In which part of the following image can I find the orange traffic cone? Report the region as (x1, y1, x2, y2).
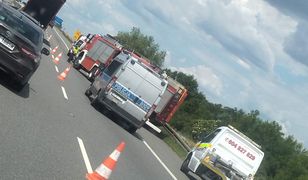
(57, 65, 71, 81)
(53, 52, 63, 64)
(51, 46, 59, 54)
(86, 141, 125, 180)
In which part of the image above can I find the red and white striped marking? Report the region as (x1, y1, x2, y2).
(51, 46, 59, 54)
(86, 142, 125, 180)
(96, 163, 112, 179)
(53, 52, 62, 64)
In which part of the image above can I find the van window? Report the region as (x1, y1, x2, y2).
(201, 129, 221, 143)
(104, 60, 123, 76)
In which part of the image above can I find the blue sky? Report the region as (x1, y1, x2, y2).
(58, 0, 308, 147)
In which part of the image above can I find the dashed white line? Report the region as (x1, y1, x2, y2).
(142, 140, 178, 180)
(61, 86, 68, 100)
(77, 137, 93, 173)
(55, 65, 59, 73)
(53, 28, 69, 50)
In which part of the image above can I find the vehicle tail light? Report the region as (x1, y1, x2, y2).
(21, 47, 39, 63)
(106, 76, 117, 91)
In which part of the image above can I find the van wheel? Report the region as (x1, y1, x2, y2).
(180, 154, 191, 174)
(91, 90, 103, 106)
(85, 86, 92, 97)
(91, 93, 99, 106)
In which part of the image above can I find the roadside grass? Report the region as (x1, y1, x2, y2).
(160, 127, 188, 160)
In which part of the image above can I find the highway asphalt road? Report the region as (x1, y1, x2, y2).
(0, 27, 191, 180)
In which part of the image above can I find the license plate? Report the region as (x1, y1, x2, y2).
(0, 35, 15, 50)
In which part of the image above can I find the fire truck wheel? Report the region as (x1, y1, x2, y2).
(73, 59, 81, 70)
(88, 67, 98, 82)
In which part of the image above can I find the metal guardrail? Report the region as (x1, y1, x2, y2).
(163, 124, 191, 152)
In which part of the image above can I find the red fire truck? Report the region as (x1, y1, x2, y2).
(154, 77, 188, 124)
(73, 34, 122, 81)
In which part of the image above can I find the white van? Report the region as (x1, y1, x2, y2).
(85, 51, 168, 133)
(181, 126, 264, 180)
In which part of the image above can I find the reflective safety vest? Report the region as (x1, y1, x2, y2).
(73, 46, 79, 55)
(197, 143, 212, 149)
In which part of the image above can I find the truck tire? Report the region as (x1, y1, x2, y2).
(88, 67, 98, 82)
(180, 154, 191, 174)
(73, 59, 81, 70)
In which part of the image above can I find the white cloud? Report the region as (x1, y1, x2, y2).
(236, 58, 251, 70)
(126, 0, 297, 72)
(163, 50, 172, 67)
(171, 65, 224, 96)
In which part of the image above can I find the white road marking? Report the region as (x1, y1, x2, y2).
(53, 28, 69, 50)
(55, 66, 59, 73)
(77, 137, 93, 173)
(61, 86, 68, 100)
(142, 140, 178, 180)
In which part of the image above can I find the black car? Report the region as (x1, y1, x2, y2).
(0, 2, 49, 88)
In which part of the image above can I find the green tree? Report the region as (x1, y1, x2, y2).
(116, 27, 166, 67)
(164, 69, 199, 98)
(192, 119, 221, 140)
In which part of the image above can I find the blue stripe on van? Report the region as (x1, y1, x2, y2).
(112, 82, 151, 112)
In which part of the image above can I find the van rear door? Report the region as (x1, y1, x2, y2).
(112, 59, 167, 121)
(214, 129, 264, 177)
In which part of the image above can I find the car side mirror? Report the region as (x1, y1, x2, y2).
(41, 47, 50, 56)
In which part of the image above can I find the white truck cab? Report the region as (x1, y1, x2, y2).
(181, 126, 264, 180)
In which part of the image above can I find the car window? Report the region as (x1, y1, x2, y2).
(0, 7, 41, 45)
(76, 40, 83, 46)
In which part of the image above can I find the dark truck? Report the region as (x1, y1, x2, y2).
(22, 0, 66, 29)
